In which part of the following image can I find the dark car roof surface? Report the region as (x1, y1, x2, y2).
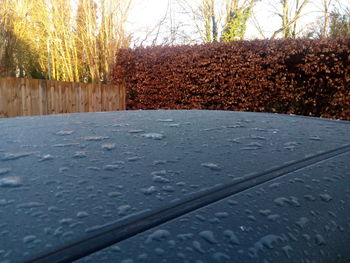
(0, 110, 349, 263)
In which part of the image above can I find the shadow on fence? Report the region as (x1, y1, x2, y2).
(0, 77, 126, 118)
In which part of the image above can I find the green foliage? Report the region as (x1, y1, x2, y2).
(221, 8, 251, 42)
(329, 11, 350, 37)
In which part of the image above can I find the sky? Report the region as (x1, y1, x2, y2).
(126, 0, 349, 45)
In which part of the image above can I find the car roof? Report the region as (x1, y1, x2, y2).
(0, 110, 349, 263)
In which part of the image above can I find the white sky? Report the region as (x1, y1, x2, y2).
(126, 0, 349, 45)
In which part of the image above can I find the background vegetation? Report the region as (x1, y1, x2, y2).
(0, 0, 131, 83)
(0, 0, 349, 84)
(112, 38, 349, 120)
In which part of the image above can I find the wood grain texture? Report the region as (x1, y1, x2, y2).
(0, 77, 125, 118)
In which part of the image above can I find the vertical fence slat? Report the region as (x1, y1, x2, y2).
(8, 77, 18, 117)
(20, 78, 28, 116)
(87, 83, 92, 112)
(110, 85, 115, 111)
(119, 84, 126, 111)
(31, 78, 41, 116)
(101, 85, 107, 112)
(0, 77, 125, 118)
(0, 78, 7, 117)
(74, 82, 81, 112)
(39, 79, 48, 115)
(7, 77, 14, 117)
(47, 80, 54, 115)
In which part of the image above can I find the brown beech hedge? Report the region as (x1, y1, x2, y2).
(111, 38, 350, 120)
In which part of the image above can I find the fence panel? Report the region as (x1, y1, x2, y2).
(0, 77, 125, 118)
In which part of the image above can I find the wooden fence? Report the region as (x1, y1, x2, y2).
(0, 77, 126, 118)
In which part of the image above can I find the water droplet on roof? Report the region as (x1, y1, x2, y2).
(145, 229, 170, 243)
(62, 231, 73, 239)
(1, 152, 34, 161)
(168, 123, 180, 127)
(283, 141, 300, 150)
(0, 199, 13, 206)
(201, 162, 222, 171)
(101, 143, 116, 150)
(59, 218, 73, 225)
(250, 135, 266, 140)
(259, 209, 271, 216)
(117, 205, 131, 216)
(0, 176, 22, 187)
(84, 136, 108, 141)
(247, 215, 256, 221)
(199, 230, 217, 244)
(192, 240, 205, 253)
(269, 182, 281, 188)
(128, 129, 144, 134)
(250, 234, 282, 257)
(17, 202, 44, 209)
(142, 133, 164, 140)
(315, 234, 326, 245)
(39, 154, 54, 161)
(153, 160, 167, 165)
(137, 253, 147, 260)
(103, 165, 122, 171)
(155, 248, 164, 255)
(48, 206, 62, 213)
(56, 130, 74, 136)
(108, 191, 122, 197)
(304, 194, 316, 201)
(0, 168, 11, 175)
(212, 252, 230, 262)
(126, 156, 140, 162)
(23, 235, 36, 244)
(296, 217, 309, 228)
(224, 123, 244, 128)
(228, 199, 238, 206)
(140, 186, 157, 195)
(215, 212, 229, 218)
(76, 211, 89, 218)
(227, 138, 242, 144)
(223, 230, 240, 245)
(152, 175, 170, 183)
(241, 142, 263, 150)
(309, 136, 321, 141)
(162, 186, 175, 192)
(110, 245, 121, 252)
(73, 151, 87, 158)
(53, 143, 80, 148)
(320, 193, 332, 202)
(157, 119, 173, 122)
(177, 233, 193, 241)
(151, 170, 166, 175)
(282, 245, 293, 258)
(274, 197, 290, 207)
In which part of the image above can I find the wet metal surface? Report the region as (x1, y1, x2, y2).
(0, 110, 349, 263)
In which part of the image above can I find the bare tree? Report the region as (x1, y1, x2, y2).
(177, 0, 218, 43)
(178, 0, 258, 43)
(270, 0, 310, 39)
(133, 0, 193, 47)
(302, 0, 349, 39)
(322, 0, 332, 38)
